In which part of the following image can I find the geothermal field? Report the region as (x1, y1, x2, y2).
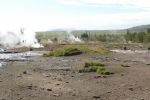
(1, 29, 150, 100)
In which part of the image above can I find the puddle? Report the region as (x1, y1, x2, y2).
(0, 51, 42, 67)
(0, 62, 6, 67)
(111, 49, 149, 54)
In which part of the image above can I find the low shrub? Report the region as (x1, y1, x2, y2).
(79, 62, 113, 75)
(63, 48, 82, 56)
(43, 44, 110, 57)
(79, 66, 106, 75)
(84, 62, 104, 68)
(43, 48, 82, 57)
(96, 67, 106, 74)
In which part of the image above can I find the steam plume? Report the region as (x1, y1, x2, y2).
(66, 30, 83, 43)
(0, 28, 43, 48)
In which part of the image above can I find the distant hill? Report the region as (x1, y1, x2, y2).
(127, 24, 150, 33)
(36, 24, 150, 34)
(37, 30, 126, 35)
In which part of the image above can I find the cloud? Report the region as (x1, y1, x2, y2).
(1, 11, 150, 31)
(57, 0, 83, 6)
(1, 0, 150, 31)
(57, 0, 150, 10)
(34, 11, 150, 30)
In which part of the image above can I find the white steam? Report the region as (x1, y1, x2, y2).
(65, 30, 83, 43)
(0, 28, 43, 48)
(66, 33, 83, 43)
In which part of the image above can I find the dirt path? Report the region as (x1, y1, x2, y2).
(0, 52, 150, 100)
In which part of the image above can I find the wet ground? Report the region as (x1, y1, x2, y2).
(0, 49, 150, 100)
(0, 51, 42, 67)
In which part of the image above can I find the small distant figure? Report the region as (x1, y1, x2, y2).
(29, 48, 33, 51)
(20, 28, 25, 35)
(22, 40, 25, 43)
(123, 46, 127, 50)
(148, 47, 150, 51)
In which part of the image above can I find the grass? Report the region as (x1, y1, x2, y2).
(96, 67, 106, 74)
(64, 44, 110, 55)
(43, 48, 82, 57)
(79, 62, 113, 75)
(43, 44, 110, 57)
(63, 48, 82, 56)
(84, 62, 104, 67)
(79, 66, 106, 74)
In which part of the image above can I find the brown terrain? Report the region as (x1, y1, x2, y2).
(0, 45, 150, 100)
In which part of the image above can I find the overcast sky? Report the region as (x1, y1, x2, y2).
(0, 0, 150, 31)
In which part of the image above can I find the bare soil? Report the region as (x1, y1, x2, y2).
(0, 49, 150, 100)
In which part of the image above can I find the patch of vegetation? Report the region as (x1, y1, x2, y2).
(63, 48, 82, 56)
(79, 66, 107, 75)
(124, 29, 150, 43)
(36, 30, 126, 43)
(64, 44, 110, 55)
(96, 67, 106, 74)
(43, 48, 82, 57)
(84, 62, 104, 67)
(43, 44, 110, 57)
(36, 28, 150, 44)
(79, 62, 113, 75)
(79, 66, 100, 73)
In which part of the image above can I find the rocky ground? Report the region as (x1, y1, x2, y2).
(0, 49, 150, 100)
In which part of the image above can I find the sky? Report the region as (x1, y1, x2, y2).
(0, 0, 150, 31)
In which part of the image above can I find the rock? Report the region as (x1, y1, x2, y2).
(102, 75, 107, 78)
(65, 82, 69, 83)
(45, 75, 51, 77)
(58, 78, 62, 81)
(113, 58, 120, 61)
(56, 83, 60, 86)
(107, 91, 112, 93)
(27, 85, 33, 89)
(93, 96, 101, 99)
(121, 64, 130, 67)
(129, 88, 133, 91)
(104, 72, 111, 75)
(123, 46, 127, 50)
(17, 74, 22, 77)
(19, 97, 23, 100)
(53, 94, 60, 97)
(146, 63, 150, 65)
(34, 86, 38, 88)
(47, 88, 52, 91)
(64, 69, 70, 71)
(23, 71, 27, 74)
(94, 75, 101, 79)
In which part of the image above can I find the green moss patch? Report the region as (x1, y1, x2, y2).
(79, 62, 113, 75)
(84, 62, 104, 67)
(43, 48, 82, 57)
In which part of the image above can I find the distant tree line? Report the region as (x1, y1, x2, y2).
(124, 29, 150, 43)
(80, 31, 125, 42)
(36, 29, 150, 43)
(80, 29, 150, 43)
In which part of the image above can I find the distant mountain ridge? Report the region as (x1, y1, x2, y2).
(127, 24, 150, 33)
(37, 24, 150, 34)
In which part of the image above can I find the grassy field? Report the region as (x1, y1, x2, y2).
(36, 30, 126, 43)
